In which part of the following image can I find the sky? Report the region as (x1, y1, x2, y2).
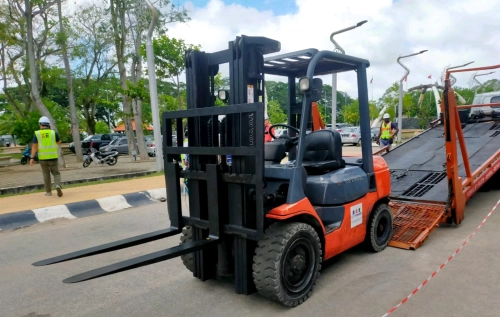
(159, 0, 500, 100)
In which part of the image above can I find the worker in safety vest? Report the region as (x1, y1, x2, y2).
(376, 113, 399, 151)
(30, 116, 63, 197)
(264, 115, 273, 143)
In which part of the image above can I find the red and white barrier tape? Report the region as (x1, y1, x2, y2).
(381, 198, 500, 317)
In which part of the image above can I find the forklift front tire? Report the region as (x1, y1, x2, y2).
(179, 226, 194, 273)
(365, 203, 393, 252)
(253, 222, 322, 307)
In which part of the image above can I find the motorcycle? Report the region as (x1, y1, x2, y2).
(20, 146, 38, 165)
(83, 147, 119, 168)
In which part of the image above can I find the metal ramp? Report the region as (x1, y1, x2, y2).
(388, 201, 446, 250)
(384, 120, 500, 250)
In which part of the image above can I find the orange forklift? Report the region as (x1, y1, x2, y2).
(34, 35, 393, 306)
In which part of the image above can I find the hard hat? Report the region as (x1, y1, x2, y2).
(383, 113, 390, 119)
(264, 115, 269, 120)
(39, 116, 50, 125)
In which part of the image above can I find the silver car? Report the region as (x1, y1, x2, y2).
(340, 126, 361, 146)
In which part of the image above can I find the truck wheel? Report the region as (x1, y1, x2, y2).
(365, 203, 393, 252)
(179, 226, 194, 273)
(253, 222, 322, 307)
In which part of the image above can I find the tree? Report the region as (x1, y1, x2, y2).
(267, 99, 287, 124)
(71, 3, 116, 135)
(141, 34, 200, 109)
(23, 0, 66, 167)
(56, 0, 82, 161)
(343, 99, 360, 125)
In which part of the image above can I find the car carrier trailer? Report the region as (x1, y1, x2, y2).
(33, 35, 395, 307)
(380, 63, 500, 250)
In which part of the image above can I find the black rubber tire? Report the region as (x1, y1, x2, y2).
(83, 158, 91, 168)
(253, 222, 322, 307)
(179, 226, 194, 273)
(20, 156, 28, 165)
(365, 203, 393, 252)
(106, 156, 118, 166)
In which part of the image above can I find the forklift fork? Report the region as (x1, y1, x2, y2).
(33, 164, 222, 283)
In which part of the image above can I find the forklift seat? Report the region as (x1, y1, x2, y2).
(264, 142, 287, 165)
(302, 129, 345, 175)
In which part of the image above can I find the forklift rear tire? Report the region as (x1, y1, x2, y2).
(365, 203, 393, 252)
(253, 222, 322, 307)
(179, 226, 194, 273)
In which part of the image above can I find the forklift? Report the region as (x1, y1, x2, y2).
(34, 35, 393, 307)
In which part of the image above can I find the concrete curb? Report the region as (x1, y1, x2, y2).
(0, 188, 167, 231)
(0, 170, 158, 195)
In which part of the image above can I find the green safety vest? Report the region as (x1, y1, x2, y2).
(35, 129, 58, 160)
(381, 122, 392, 139)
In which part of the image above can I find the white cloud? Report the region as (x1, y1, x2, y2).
(167, 0, 500, 100)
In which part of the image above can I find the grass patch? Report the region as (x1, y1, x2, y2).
(0, 153, 23, 160)
(0, 171, 165, 198)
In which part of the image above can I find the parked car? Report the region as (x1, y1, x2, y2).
(81, 133, 123, 154)
(340, 126, 361, 146)
(335, 123, 351, 133)
(100, 137, 130, 155)
(371, 127, 380, 142)
(146, 135, 177, 157)
(100, 136, 151, 155)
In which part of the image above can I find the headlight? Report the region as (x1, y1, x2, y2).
(299, 77, 310, 92)
(218, 90, 230, 102)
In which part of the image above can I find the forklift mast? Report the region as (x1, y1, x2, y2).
(162, 35, 281, 294)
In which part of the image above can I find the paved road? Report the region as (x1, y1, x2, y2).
(1, 189, 499, 317)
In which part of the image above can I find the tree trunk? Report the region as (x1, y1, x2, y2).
(110, 0, 135, 158)
(24, 0, 66, 168)
(57, 0, 82, 162)
(131, 30, 148, 161)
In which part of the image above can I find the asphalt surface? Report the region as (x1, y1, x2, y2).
(1, 189, 499, 317)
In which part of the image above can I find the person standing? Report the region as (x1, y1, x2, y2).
(376, 113, 399, 151)
(30, 116, 63, 197)
(264, 115, 273, 143)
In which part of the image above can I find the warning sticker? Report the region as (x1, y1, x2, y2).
(350, 203, 363, 228)
(247, 85, 254, 103)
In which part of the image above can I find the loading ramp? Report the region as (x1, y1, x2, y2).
(381, 64, 500, 250)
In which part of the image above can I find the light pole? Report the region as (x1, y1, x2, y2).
(330, 20, 367, 128)
(145, 0, 163, 172)
(396, 49, 427, 142)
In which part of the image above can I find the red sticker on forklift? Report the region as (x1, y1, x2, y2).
(351, 203, 362, 228)
(247, 85, 254, 103)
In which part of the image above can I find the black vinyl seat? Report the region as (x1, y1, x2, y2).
(264, 142, 287, 165)
(302, 129, 345, 174)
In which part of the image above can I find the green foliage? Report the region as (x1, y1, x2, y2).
(124, 79, 150, 101)
(343, 99, 360, 125)
(267, 100, 287, 124)
(141, 35, 201, 81)
(94, 121, 111, 134)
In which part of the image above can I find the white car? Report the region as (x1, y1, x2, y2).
(340, 126, 361, 146)
(470, 91, 500, 119)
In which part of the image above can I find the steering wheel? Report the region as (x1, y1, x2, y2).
(268, 124, 300, 143)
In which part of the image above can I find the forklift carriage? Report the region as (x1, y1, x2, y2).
(34, 35, 393, 307)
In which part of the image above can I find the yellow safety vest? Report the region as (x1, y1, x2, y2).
(35, 129, 58, 160)
(381, 122, 392, 139)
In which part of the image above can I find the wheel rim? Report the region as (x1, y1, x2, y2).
(375, 212, 391, 245)
(281, 237, 315, 294)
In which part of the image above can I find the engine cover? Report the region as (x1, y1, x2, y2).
(305, 166, 368, 205)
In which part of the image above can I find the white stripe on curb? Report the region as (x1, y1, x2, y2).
(147, 188, 167, 201)
(97, 196, 132, 212)
(33, 205, 77, 222)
